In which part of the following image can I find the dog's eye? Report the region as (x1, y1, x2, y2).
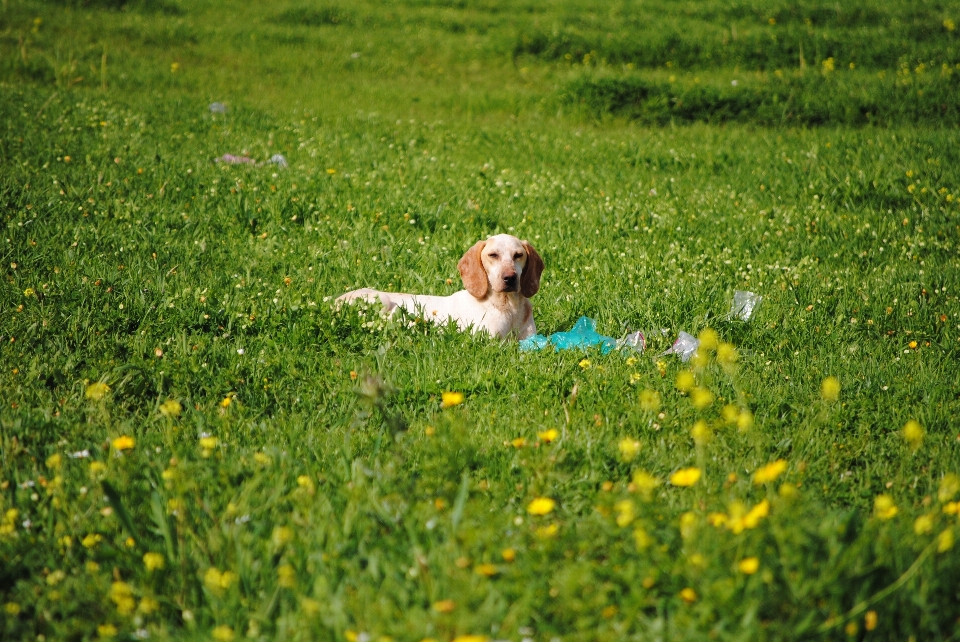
(514, 253, 523, 260)
(488, 252, 499, 259)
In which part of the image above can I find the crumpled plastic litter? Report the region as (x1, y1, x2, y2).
(520, 316, 643, 354)
(729, 290, 762, 321)
(267, 154, 288, 169)
(209, 102, 227, 114)
(660, 331, 700, 362)
(215, 154, 255, 165)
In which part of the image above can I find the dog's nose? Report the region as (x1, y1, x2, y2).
(503, 273, 518, 290)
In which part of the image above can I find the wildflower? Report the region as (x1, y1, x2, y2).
(220, 395, 233, 408)
(452, 636, 487, 642)
(527, 497, 556, 515)
(690, 387, 714, 409)
(914, 514, 934, 535)
(738, 557, 760, 574)
(297, 475, 315, 493)
(272, 526, 293, 548)
(618, 438, 641, 461)
(97, 624, 118, 638)
(670, 467, 701, 487)
(111, 436, 135, 451)
(143, 552, 165, 571)
(698, 328, 719, 351)
(822, 57, 835, 72)
(159, 399, 182, 417)
(253, 452, 270, 465)
(873, 494, 898, 520)
(46, 453, 62, 470)
(109, 581, 135, 615)
(212, 625, 235, 642)
(632, 470, 659, 498)
(203, 568, 237, 594)
(690, 420, 711, 445)
(538, 429, 559, 442)
(736, 410, 754, 431)
(675, 370, 695, 392)
(440, 391, 464, 408)
(779, 483, 798, 499)
(845, 622, 858, 636)
(939, 473, 960, 502)
(639, 389, 661, 412)
(629, 372, 642, 385)
(277, 564, 295, 588)
(707, 512, 728, 527)
(821, 376, 840, 402)
(510, 437, 527, 448)
(945, 502, 960, 515)
(679, 511, 697, 539)
(743, 499, 770, 528)
(432, 599, 455, 613)
(5, 602, 21, 616)
(578, 358, 591, 369)
(902, 420, 924, 449)
(614, 500, 635, 527)
(679, 587, 697, 603)
(716, 342, 737, 365)
(656, 360, 667, 377)
(301, 597, 321, 615)
(633, 526, 652, 549)
(938, 528, 954, 552)
(474, 563, 498, 577)
(86, 382, 110, 400)
(82, 533, 102, 548)
(138, 597, 159, 614)
(535, 523, 559, 538)
(501, 548, 516, 562)
(721, 404, 739, 424)
(865, 610, 878, 631)
(752, 460, 788, 485)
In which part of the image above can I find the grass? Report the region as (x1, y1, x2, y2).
(1, 0, 960, 640)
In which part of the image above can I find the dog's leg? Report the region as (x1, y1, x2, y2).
(336, 289, 397, 313)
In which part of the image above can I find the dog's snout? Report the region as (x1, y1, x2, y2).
(503, 273, 518, 290)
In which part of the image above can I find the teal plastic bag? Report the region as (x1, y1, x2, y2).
(519, 316, 619, 354)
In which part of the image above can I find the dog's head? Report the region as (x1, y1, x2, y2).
(457, 234, 544, 299)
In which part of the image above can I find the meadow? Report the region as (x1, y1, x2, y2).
(1, 0, 960, 640)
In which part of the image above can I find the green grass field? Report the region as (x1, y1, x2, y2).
(2, 0, 960, 640)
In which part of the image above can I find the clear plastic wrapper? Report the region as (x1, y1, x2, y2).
(209, 102, 227, 114)
(661, 331, 700, 362)
(215, 154, 255, 165)
(729, 290, 762, 321)
(267, 154, 289, 169)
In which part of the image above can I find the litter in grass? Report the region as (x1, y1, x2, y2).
(215, 154, 255, 165)
(520, 316, 643, 354)
(661, 331, 700, 362)
(267, 154, 288, 168)
(729, 290, 762, 321)
(209, 102, 227, 114)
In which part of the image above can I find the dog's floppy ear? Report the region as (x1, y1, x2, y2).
(458, 240, 488, 298)
(520, 241, 544, 298)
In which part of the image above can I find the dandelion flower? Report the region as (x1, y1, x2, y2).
(111, 435, 135, 451)
(690, 387, 714, 409)
(721, 404, 739, 424)
(639, 389, 661, 412)
(143, 552, 165, 571)
(46, 453, 62, 470)
(537, 429, 559, 443)
(679, 511, 697, 539)
(670, 467, 701, 487)
(211, 625, 235, 642)
(821, 376, 840, 402)
(873, 494, 898, 520)
(159, 399, 182, 417)
(698, 328, 719, 351)
(272, 526, 293, 547)
(527, 497, 556, 515)
(109, 581, 135, 615)
(679, 587, 697, 603)
(736, 410, 754, 431)
(86, 382, 110, 400)
(752, 460, 788, 485)
(578, 358, 591, 369)
(716, 342, 737, 365)
(474, 563, 498, 577)
(938, 473, 960, 503)
(452, 636, 488, 642)
(633, 527, 652, 549)
(675, 370, 695, 392)
(501, 548, 516, 562)
(743, 499, 770, 528)
(535, 523, 559, 538)
(690, 420, 711, 445)
(277, 564, 296, 588)
(5, 603, 21, 616)
(618, 438, 641, 461)
(97, 624, 118, 638)
(738, 557, 760, 574)
(441, 391, 464, 408)
(631, 470, 659, 497)
(938, 528, 954, 553)
(865, 611, 878, 631)
(614, 500, 635, 527)
(199, 436, 218, 450)
(914, 514, 934, 535)
(432, 599, 455, 613)
(902, 420, 924, 449)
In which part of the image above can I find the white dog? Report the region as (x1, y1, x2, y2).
(337, 234, 544, 339)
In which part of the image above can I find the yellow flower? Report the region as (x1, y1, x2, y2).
(159, 399, 182, 417)
(82, 533, 102, 548)
(736, 410, 754, 431)
(537, 429, 559, 443)
(138, 597, 159, 614)
(23, 287, 35, 297)
(199, 436, 218, 450)
(578, 358, 591, 369)
(743, 499, 770, 528)
(501, 548, 516, 562)
(707, 512, 728, 527)
(633, 526, 652, 549)
(698, 328, 719, 351)
(939, 473, 960, 503)
(902, 420, 924, 449)
(944, 501, 960, 515)
(86, 382, 110, 400)
(253, 452, 270, 465)
(822, 57, 835, 72)
(639, 389, 661, 412)
(143, 552, 165, 571)
(690, 420, 711, 445)
(738, 557, 760, 574)
(297, 475, 315, 492)
(204, 568, 237, 594)
(670, 467, 701, 487)
(690, 387, 714, 409)
(721, 404, 739, 424)
(5, 602, 21, 616)
(821, 376, 840, 402)
(873, 494, 898, 520)
(865, 610, 878, 631)
(109, 581, 135, 615)
(272, 526, 293, 548)
(111, 435, 135, 451)
(440, 391, 464, 408)
(212, 625, 235, 642)
(752, 460, 788, 485)
(46, 453, 62, 470)
(679, 511, 697, 539)
(618, 438, 641, 461)
(452, 636, 488, 642)
(914, 514, 934, 535)
(679, 587, 697, 603)
(301, 597, 321, 615)
(527, 497, 556, 515)
(535, 523, 559, 539)
(675, 370, 695, 392)
(97, 623, 118, 638)
(474, 563, 498, 577)
(938, 528, 954, 553)
(220, 395, 233, 408)
(631, 470, 659, 497)
(716, 342, 737, 365)
(277, 564, 296, 588)
(614, 500, 635, 527)
(432, 599, 455, 613)
(510, 437, 527, 448)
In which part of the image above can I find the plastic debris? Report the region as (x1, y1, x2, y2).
(209, 102, 227, 114)
(215, 154, 255, 165)
(267, 154, 288, 169)
(729, 290, 762, 321)
(660, 331, 700, 362)
(521, 316, 643, 354)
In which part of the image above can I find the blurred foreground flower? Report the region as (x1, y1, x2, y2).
(821, 376, 840, 402)
(112, 436, 135, 451)
(159, 399, 182, 417)
(874, 494, 898, 520)
(537, 428, 559, 443)
(143, 552, 165, 571)
(738, 557, 760, 574)
(752, 460, 787, 485)
(939, 473, 960, 502)
(619, 438, 641, 461)
(441, 391, 464, 408)
(86, 382, 110, 400)
(902, 420, 924, 449)
(527, 497, 556, 515)
(211, 625, 235, 642)
(670, 467, 701, 487)
(679, 587, 697, 603)
(639, 389, 661, 412)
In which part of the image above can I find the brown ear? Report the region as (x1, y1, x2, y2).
(520, 241, 544, 298)
(457, 240, 488, 298)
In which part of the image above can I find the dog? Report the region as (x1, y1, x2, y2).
(336, 234, 544, 340)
